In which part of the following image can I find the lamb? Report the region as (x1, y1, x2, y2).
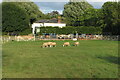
(63, 42, 70, 47)
(74, 42, 79, 46)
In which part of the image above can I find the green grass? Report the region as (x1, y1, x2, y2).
(2, 40, 119, 78)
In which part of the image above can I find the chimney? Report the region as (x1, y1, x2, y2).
(58, 16, 61, 23)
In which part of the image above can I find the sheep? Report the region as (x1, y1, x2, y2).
(74, 42, 79, 46)
(41, 42, 56, 48)
(41, 42, 49, 48)
(47, 42, 53, 47)
(51, 42, 56, 47)
(63, 42, 70, 47)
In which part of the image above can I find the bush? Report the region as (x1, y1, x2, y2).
(19, 28, 32, 35)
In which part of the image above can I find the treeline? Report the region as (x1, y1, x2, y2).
(39, 26, 102, 35)
(63, 2, 120, 35)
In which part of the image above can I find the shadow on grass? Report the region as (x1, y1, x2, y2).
(97, 55, 120, 65)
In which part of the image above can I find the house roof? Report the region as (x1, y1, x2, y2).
(35, 18, 64, 23)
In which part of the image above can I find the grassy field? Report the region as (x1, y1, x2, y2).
(2, 40, 119, 78)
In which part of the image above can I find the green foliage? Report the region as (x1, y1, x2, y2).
(19, 28, 32, 35)
(16, 2, 44, 21)
(45, 11, 60, 19)
(2, 2, 29, 32)
(63, 2, 93, 26)
(102, 2, 120, 35)
(2, 1, 120, 35)
(83, 8, 104, 27)
(2, 2, 44, 34)
(38, 26, 102, 34)
(63, 1, 120, 35)
(63, 2, 104, 27)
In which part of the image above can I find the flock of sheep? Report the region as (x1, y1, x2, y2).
(41, 42, 79, 48)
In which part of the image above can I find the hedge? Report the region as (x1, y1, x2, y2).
(38, 26, 102, 35)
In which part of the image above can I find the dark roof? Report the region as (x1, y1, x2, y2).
(35, 18, 58, 23)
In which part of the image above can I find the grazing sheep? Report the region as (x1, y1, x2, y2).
(41, 42, 56, 48)
(51, 42, 56, 47)
(41, 42, 48, 48)
(63, 42, 70, 47)
(74, 42, 79, 46)
(47, 42, 53, 47)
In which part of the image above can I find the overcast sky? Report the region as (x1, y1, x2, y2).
(0, 0, 115, 14)
(34, 2, 105, 14)
(0, 0, 2, 3)
(34, 0, 115, 14)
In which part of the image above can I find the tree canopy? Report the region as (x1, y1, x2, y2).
(63, 1, 93, 26)
(2, 2, 29, 32)
(2, 2, 44, 33)
(102, 2, 120, 35)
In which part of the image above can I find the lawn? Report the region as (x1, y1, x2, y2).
(2, 40, 119, 78)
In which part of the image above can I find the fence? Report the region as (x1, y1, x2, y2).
(102, 35, 119, 41)
(1, 35, 119, 44)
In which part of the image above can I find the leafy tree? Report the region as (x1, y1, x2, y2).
(83, 8, 104, 27)
(102, 2, 120, 35)
(2, 2, 29, 32)
(2, 2, 45, 34)
(63, 1, 93, 26)
(16, 2, 44, 21)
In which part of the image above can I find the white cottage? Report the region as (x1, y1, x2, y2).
(32, 18, 66, 35)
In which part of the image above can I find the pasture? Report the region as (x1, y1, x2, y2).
(2, 40, 119, 78)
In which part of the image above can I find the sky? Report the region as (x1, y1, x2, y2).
(0, 0, 2, 3)
(34, 0, 114, 14)
(0, 0, 115, 14)
(35, 2, 104, 14)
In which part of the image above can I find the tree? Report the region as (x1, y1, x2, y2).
(63, 1, 93, 26)
(102, 2, 120, 35)
(2, 2, 45, 34)
(83, 8, 104, 27)
(45, 11, 60, 19)
(16, 2, 44, 21)
(2, 2, 29, 32)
